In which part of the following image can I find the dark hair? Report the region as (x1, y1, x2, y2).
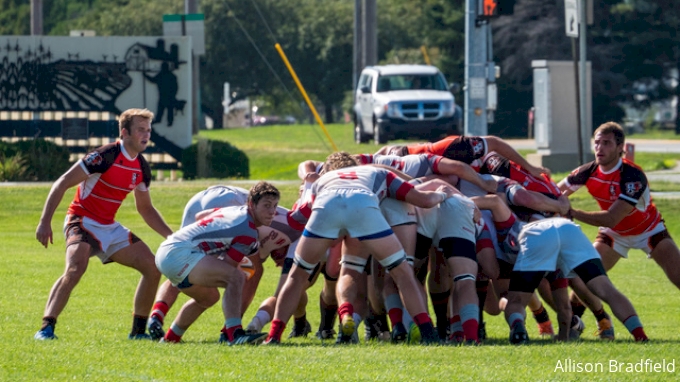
(248, 181, 280, 205)
(594, 121, 625, 147)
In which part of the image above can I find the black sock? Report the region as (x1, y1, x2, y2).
(319, 295, 337, 332)
(131, 315, 148, 336)
(571, 301, 586, 318)
(429, 290, 450, 338)
(294, 314, 307, 330)
(476, 280, 489, 322)
(532, 306, 550, 324)
(375, 313, 389, 332)
(592, 308, 609, 322)
(41, 316, 57, 331)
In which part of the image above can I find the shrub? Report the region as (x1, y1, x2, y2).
(181, 138, 249, 179)
(0, 154, 27, 181)
(0, 139, 72, 181)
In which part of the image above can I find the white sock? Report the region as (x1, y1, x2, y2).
(246, 310, 271, 331)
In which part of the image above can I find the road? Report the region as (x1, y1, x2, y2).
(503, 138, 680, 153)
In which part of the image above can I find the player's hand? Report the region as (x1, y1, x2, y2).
(36, 222, 53, 248)
(304, 172, 320, 183)
(529, 165, 551, 178)
(435, 185, 454, 198)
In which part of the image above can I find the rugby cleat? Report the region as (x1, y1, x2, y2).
(288, 320, 312, 338)
(147, 316, 165, 341)
(595, 316, 615, 340)
(128, 333, 152, 340)
(537, 320, 555, 338)
(34, 326, 57, 340)
(569, 315, 585, 340)
(391, 322, 408, 343)
(509, 321, 529, 345)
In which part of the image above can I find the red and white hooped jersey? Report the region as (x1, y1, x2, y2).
(404, 135, 488, 164)
(67, 141, 152, 225)
(358, 153, 443, 178)
(563, 158, 661, 236)
(286, 165, 414, 231)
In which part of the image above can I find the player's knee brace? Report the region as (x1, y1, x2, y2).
(378, 249, 408, 271)
(340, 254, 368, 273)
(294, 254, 319, 275)
(453, 273, 476, 283)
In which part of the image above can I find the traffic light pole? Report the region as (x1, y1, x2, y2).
(464, 0, 489, 136)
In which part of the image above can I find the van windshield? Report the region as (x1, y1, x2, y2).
(376, 74, 448, 92)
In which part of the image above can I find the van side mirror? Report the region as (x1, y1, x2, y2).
(360, 86, 371, 94)
(449, 82, 461, 94)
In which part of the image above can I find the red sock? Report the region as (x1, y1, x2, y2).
(267, 319, 286, 342)
(225, 325, 243, 342)
(388, 308, 403, 326)
(413, 313, 432, 326)
(164, 328, 182, 343)
(151, 301, 170, 323)
(632, 327, 648, 342)
(338, 303, 354, 321)
(462, 319, 479, 342)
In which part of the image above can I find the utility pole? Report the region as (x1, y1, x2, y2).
(186, 0, 202, 133)
(31, 0, 43, 35)
(353, 0, 377, 88)
(464, 0, 489, 136)
(353, 0, 363, 88)
(578, 0, 588, 163)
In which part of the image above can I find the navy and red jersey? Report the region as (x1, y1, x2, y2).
(68, 141, 152, 225)
(479, 152, 560, 197)
(564, 158, 661, 236)
(405, 135, 487, 164)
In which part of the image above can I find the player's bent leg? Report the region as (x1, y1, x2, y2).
(110, 241, 161, 319)
(166, 286, 220, 340)
(36, 243, 92, 340)
(649, 237, 680, 290)
(575, 259, 648, 342)
(593, 241, 621, 271)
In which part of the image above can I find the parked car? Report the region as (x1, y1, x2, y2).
(353, 64, 460, 144)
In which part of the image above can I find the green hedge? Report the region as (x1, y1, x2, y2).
(0, 139, 72, 181)
(181, 139, 249, 179)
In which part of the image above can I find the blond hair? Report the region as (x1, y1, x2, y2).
(118, 108, 154, 137)
(323, 151, 359, 173)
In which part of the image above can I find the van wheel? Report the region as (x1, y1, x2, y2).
(354, 120, 369, 144)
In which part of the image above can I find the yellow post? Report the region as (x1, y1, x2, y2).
(420, 45, 431, 65)
(274, 43, 339, 152)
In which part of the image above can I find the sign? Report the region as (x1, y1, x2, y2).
(469, 78, 486, 100)
(564, 0, 579, 38)
(163, 14, 205, 55)
(0, 36, 193, 149)
(61, 118, 89, 139)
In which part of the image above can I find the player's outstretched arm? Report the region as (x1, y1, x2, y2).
(134, 188, 173, 238)
(36, 162, 89, 248)
(569, 200, 633, 228)
(486, 135, 550, 178)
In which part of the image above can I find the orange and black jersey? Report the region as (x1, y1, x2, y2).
(564, 158, 661, 236)
(67, 141, 152, 225)
(480, 152, 561, 197)
(405, 135, 487, 164)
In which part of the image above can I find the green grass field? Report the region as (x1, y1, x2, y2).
(3, 125, 680, 381)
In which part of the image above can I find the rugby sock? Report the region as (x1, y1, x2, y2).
(429, 290, 450, 338)
(476, 279, 489, 313)
(319, 295, 338, 331)
(131, 315, 148, 336)
(460, 304, 479, 342)
(532, 305, 550, 324)
(385, 293, 404, 326)
(623, 315, 648, 341)
(413, 313, 436, 340)
(165, 323, 184, 343)
(352, 312, 363, 331)
(267, 319, 286, 342)
(223, 318, 243, 342)
(293, 314, 308, 332)
(592, 308, 609, 323)
(338, 302, 354, 322)
(40, 316, 56, 331)
(507, 312, 525, 328)
(151, 301, 170, 324)
(449, 315, 463, 336)
(247, 310, 271, 332)
(571, 300, 586, 318)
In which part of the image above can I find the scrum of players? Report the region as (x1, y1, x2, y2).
(37, 115, 666, 345)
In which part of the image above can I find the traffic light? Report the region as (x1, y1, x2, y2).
(478, 0, 514, 19)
